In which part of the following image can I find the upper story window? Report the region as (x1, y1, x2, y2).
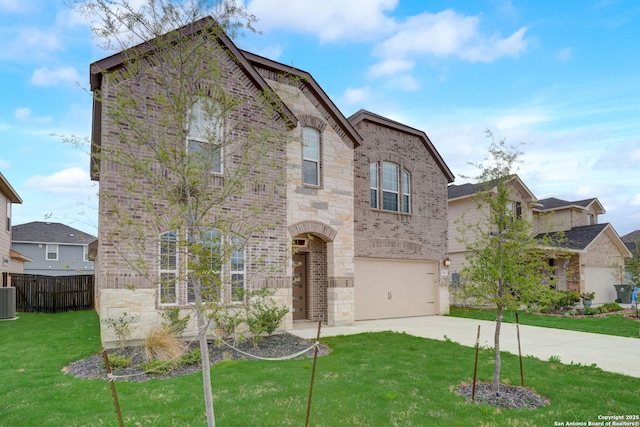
(46, 244, 59, 261)
(506, 201, 522, 220)
(6, 200, 10, 233)
(402, 170, 411, 213)
(83, 245, 89, 262)
(302, 127, 320, 186)
(188, 98, 223, 174)
(370, 163, 378, 208)
(370, 161, 411, 213)
(588, 214, 595, 225)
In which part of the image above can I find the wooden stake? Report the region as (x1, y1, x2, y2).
(516, 312, 524, 386)
(472, 325, 480, 402)
(305, 321, 322, 427)
(102, 350, 124, 427)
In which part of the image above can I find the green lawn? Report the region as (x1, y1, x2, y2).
(449, 306, 640, 338)
(2, 310, 639, 426)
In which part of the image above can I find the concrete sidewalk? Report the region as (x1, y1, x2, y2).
(290, 315, 640, 378)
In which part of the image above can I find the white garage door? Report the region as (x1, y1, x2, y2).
(354, 257, 437, 320)
(584, 266, 617, 303)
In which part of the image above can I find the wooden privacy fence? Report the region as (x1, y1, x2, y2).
(2, 273, 95, 313)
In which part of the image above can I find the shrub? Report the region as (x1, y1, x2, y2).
(542, 290, 580, 312)
(583, 307, 598, 316)
(103, 312, 134, 350)
(104, 354, 132, 370)
(141, 359, 172, 375)
(144, 327, 187, 362)
(597, 302, 622, 313)
(246, 287, 289, 345)
(159, 308, 191, 337)
(178, 348, 202, 366)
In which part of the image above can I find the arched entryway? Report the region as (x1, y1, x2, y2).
(289, 220, 337, 323)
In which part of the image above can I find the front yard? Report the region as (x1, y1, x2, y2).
(1, 310, 639, 426)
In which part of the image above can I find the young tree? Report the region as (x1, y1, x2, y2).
(73, 1, 290, 425)
(455, 131, 556, 392)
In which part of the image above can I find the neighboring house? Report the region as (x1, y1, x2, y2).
(90, 19, 453, 346)
(1, 172, 30, 278)
(11, 222, 96, 276)
(620, 230, 639, 285)
(447, 177, 631, 305)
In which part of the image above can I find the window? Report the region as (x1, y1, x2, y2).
(588, 214, 595, 225)
(161, 229, 246, 306)
(302, 127, 320, 186)
(46, 244, 58, 261)
(382, 162, 399, 211)
(369, 163, 378, 208)
(188, 229, 222, 303)
(402, 170, 411, 213)
(506, 201, 522, 221)
(83, 245, 89, 262)
(159, 231, 178, 304)
(188, 98, 223, 174)
(230, 235, 245, 303)
(6, 201, 10, 232)
(370, 161, 411, 213)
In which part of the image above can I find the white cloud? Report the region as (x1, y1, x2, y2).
(376, 10, 527, 65)
(247, 0, 398, 42)
(557, 47, 573, 62)
(342, 87, 370, 105)
(0, 0, 23, 12)
(13, 107, 52, 124)
(30, 66, 81, 86)
(630, 194, 640, 206)
(24, 167, 96, 196)
(368, 58, 414, 78)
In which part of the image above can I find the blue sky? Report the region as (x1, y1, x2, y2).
(1, 0, 639, 237)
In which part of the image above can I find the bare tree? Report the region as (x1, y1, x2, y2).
(73, 1, 291, 425)
(454, 132, 556, 392)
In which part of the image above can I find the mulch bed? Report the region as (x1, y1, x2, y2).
(63, 333, 330, 383)
(456, 382, 550, 409)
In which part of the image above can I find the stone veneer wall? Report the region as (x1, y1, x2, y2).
(260, 77, 356, 326)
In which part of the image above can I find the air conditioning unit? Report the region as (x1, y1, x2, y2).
(0, 287, 16, 319)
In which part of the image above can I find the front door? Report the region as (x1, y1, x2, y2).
(292, 253, 307, 320)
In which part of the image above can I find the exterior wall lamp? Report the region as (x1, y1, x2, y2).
(443, 257, 451, 267)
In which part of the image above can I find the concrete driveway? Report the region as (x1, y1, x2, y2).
(290, 315, 640, 378)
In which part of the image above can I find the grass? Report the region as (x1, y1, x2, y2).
(449, 306, 640, 338)
(1, 310, 639, 426)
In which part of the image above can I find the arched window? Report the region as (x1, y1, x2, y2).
(302, 127, 320, 186)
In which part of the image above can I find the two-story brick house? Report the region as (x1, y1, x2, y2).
(448, 177, 631, 305)
(90, 19, 453, 347)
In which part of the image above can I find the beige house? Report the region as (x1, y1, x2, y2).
(447, 176, 631, 305)
(90, 20, 453, 347)
(1, 172, 29, 280)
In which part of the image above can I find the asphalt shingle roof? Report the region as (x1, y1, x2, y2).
(537, 197, 598, 210)
(12, 221, 96, 244)
(536, 223, 608, 251)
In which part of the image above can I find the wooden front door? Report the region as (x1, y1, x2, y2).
(292, 253, 307, 320)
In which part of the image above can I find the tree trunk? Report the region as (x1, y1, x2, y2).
(196, 304, 216, 427)
(493, 305, 502, 393)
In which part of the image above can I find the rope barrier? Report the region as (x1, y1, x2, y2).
(105, 336, 320, 381)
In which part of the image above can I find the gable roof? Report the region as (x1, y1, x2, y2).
(448, 175, 536, 201)
(242, 51, 362, 149)
(621, 230, 640, 243)
(536, 197, 605, 214)
(537, 223, 632, 257)
(0, 171, 22, 204)
(12, 222, 96, 245)
(348, 109, 453, 182)
(89, 17, 298, 181)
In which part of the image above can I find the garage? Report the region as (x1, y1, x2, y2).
(354, 257, 438, 320)
(584, 266, 617, 304)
